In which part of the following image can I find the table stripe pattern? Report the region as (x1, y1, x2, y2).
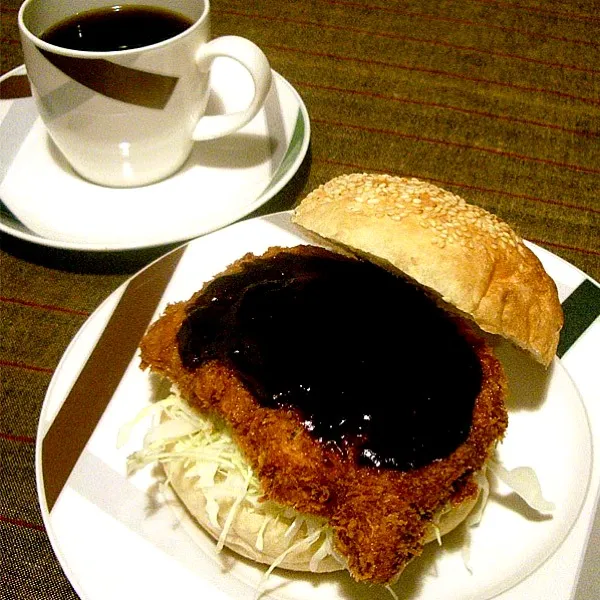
(1, 0, 598, 597)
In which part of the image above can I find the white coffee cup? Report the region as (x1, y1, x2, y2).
(18, 0, 272, 187)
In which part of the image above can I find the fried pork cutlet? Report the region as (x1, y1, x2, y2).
(139, 245, 508, 583)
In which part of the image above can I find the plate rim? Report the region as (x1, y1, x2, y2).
(34, 212, 600, 600)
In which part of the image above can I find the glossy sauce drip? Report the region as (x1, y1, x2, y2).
(177, 247, 482, 470)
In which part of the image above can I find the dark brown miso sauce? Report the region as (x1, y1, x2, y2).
(177, 246, 483, 471)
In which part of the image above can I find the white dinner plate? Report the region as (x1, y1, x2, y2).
(0, 64, 310, 251)
(36, 212, 600, 600)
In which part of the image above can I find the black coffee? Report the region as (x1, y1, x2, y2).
(40, 5, 194, 52)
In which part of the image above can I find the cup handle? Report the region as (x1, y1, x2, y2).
(193, 36, 272, 141)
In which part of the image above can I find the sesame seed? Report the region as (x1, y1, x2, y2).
(299, 173, 526, 253)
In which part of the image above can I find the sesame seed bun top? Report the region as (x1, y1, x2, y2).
(292, 173, 563, 366)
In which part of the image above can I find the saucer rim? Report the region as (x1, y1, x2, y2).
(0, 65, 311, 252)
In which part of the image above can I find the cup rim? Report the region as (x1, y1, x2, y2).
(18, 0, 210, 58)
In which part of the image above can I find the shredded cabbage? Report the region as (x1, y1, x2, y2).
(466, 468, 491, 528)
(488, 457, 555, 513)
(122, 388, 342, 587)
(460, 454, 554, 573)
(121, 389, 555, 595)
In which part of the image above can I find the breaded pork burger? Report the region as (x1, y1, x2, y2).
(128, 174, 563, 587)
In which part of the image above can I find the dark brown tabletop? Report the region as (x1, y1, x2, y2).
(1, 1, 599, 599)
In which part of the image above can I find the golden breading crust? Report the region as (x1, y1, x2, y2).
(139, 246, 508, 583)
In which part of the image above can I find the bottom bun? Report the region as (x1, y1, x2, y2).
(163, 458, 344, 573)
(164, 455, 481, 575)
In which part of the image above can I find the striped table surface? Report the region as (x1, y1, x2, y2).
(0, 0, 598, 599)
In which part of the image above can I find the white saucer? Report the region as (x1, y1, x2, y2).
(0, 63, 310, 251)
